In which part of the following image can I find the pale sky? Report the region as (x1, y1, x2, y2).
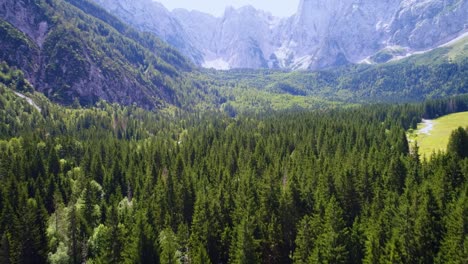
(154, 0, 301, 17)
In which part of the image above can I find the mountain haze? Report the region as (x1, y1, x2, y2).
(94, 0, 468, 70)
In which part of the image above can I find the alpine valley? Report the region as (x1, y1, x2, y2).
(0, 0, 467, 111)
(0, 0, 467, 264)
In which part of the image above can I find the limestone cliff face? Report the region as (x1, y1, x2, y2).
(92, 0, 203, 64)
(0, 0, 48, 86)
(281, 0, 401, 69)
(389, 0, 468, 49)
(92, 0, 468, 70)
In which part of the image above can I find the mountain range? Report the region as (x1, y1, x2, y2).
(0, 0, 466, 111)
(92, 0, 467, 70)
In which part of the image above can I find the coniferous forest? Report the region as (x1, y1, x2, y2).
(0, 66, 467, 263)
(0, 0, 467, 263)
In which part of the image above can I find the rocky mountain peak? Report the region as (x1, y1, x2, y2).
(92, 0, 468, 70)
(92, 0, 203, 64)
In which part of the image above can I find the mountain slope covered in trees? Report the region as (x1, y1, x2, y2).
(0, 0, 467, 113)
(202, 36, 468, 114)
(0, 0, 202, 109)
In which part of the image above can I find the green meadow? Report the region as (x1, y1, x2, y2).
(408, 111, 468, 158)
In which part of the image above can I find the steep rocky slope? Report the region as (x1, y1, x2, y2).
(93, 0, 468, 70)
(91, 0, 203, 64)
(0, 0, 193, 109)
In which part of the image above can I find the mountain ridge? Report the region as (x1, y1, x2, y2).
(0, 0, 198, 109)
(0, 0, 466, 112)
(93, 0, 468, 70)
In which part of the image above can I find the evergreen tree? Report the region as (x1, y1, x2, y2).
(230, 217, 259, 264)
(122, 209, 159, 264)
(189, 194, 210, 261)
(107, 205, 126, 263)
(82, 181, 96, 232)
(447, 127, 468, 159)
(414, 188, 442, 263)
(309, 197, 349, 264)
(68, 205, 81, 264)
(384, 192, 417, 264)
(437, 189, 468, 263)
(159, 227, 181, 264)
(48, 146, 60, 177)
(0, 233, 11, 264)
(293, 215, 321, 264)
(191, 244, 212, 264)
(90, 153, 105, 184)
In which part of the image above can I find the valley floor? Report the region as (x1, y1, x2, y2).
(409, 111, 468, 158)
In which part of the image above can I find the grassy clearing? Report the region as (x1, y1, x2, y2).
(222, 87, 352, 114)
(447, 34, 468, 61)
(408, 111, 468, 158)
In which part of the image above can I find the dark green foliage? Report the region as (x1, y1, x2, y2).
(423, 94, 468, 119)
(0, 62, 34, 93)
(1, 0, 467, 113)
(159, 227, 179, 264)
(308, 197, 349, 264)
(447, 127, 468, 159)
(202, 53, 468, 112)
(230, 217, 259, 264)
(0, 74, 468, 263)
(436, 188, 468, 263)
(293, 214, 322, 263)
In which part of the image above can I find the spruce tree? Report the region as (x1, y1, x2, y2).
(447, 127, 468, 159)
(309, 197, 349, 264)
(159, 227, 180, 264)
(437, 189, 468, 263)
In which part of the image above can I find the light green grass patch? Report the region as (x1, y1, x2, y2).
(447, 35, 468, 61)
(408, 111, 468, 158)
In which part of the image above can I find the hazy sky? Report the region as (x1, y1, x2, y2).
(154, 0, 301, 17)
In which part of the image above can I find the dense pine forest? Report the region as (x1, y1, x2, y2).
(1, 63, 467, 263)
(0, 0, 467, 263)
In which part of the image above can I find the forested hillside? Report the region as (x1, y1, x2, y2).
(1, 64, 467, 263)
(0, 0, 467, 114)
(0, 0, 207, 109)
(204, 38, 468, 108)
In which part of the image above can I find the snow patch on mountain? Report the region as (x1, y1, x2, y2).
(92, 0, 468, 70)
(202, 58, 230, 70)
